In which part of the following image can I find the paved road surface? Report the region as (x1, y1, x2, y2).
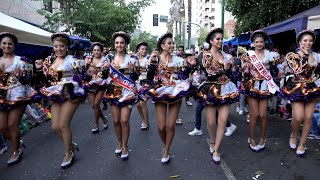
(0, 100, 319, 180)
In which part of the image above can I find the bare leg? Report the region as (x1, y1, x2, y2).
(7, 104, 27, 155)
(214, 104, 230, 154)
(139, 100, 149, 125)
(137, 101, 145, 123)
(51, 103, 62, 139)
(291, 102, 304, 146)
(247, 97, 259, 146)
(88, 92, 99, 127)
(155, 102, 167, 145)
(258, 99, 268, 141)
(59, 101, 80, 159)
(205, 105, 217, 150)
(299, 100, 317, 150)
(120, 106, 132, 155)
(110, 105, 122, 149)
(164, 101, 182, 155)
(94, 90, 107, 124)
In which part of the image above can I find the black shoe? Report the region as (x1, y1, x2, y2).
(7, 149, 23, 166)
(102, 103, 108, 110)
(91, 124, 99, 134)
(270, 109, 275, 115)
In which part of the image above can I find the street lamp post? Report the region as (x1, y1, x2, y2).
(221, 0, 225, 31)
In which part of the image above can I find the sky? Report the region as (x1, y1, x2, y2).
(127, 0, 171, 37)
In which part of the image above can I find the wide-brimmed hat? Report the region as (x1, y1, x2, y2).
(184, 49, 194, 56)
(206, 28, 223, 44)
(157, 32, 173, 50)
(91, 42, 104, 51)
(250, 30, 268, 42)
(112, 31, 131, 44)
(297, 30, 316, 43)
(51, 32, 71, 45)
(0, 32, 18, 46)
(136, 42, 148, 52)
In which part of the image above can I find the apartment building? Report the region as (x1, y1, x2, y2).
(193, 0, 233, 30)
(0, 0, 60, 25)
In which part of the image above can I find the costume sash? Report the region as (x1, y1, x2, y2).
(247, 50, 279, 94)
(109, 65, 135, 91)
(109, 65, 147, 101)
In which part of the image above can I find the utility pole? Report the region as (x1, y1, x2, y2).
(221, 0, 225, 31)
(187, 0, 191, 48)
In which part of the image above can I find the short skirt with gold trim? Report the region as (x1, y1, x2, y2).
(194, 80, 239, 106)
(280, 76, 320, 102)
(102, 81, 137, 107)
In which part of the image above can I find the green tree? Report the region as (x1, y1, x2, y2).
(130, 31, 158, 53)
(225, 0, 320, 35)
(197, 28, 209, 45)
(38, 0, 154, 45)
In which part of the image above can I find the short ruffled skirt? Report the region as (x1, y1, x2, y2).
(102, 81, 137, 107)
(0, 84, 37, 111)
(82, 78, 108, 94)
(40, 77, 86, 104)
(240, 77, 272, 99)
(194, 81, 239, 106)
(280, 77, 320, 102)
(144, 79, 191, 104)
(136, 79, 154, 101)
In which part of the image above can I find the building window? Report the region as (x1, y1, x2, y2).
(205, 0, 209, 3)
(211, 8, 215, 12)
(211, 24, 215, 28)
(210, 16, 215, 20)
(44, 1, 53, 13)
(205, 8, 209, 12)
(212, 0, 215, 3)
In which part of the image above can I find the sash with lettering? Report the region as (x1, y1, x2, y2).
(109, 65, 146, 101)
(247, 50, 279, 94)
(109, 65, 135, 91)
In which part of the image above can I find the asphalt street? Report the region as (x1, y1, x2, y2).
(0, 99, 319, 180)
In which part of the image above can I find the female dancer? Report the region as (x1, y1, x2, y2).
(195, 28, 239, 163)
(146, 32, 195, 164)
(281, 30, 320, 157)
(84, 42, 108, 133)
(103, 31, 139, 160)
(136, 42, 150, 130)
(40, 33, 85, 169)
(240, 30, 280, 152)
(0, 32, 36, 165)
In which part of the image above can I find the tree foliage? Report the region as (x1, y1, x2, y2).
(38, 0, 154, 46)
(197, 28, 209, 45)
(225, 0, 320, 35)
(129, 31, 158, 53)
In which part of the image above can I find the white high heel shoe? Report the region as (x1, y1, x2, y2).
(289, 135, 297, 150)
(212, 150, 221, 164)
(121, 147, 129, 160)
(161, 151, 170, 164)
(296, 144, 306, 157)
(248, 138, 260, 152)
(61, 151, 75, 169)
(115, 147, 122, 156)
(257, 138, 266, 151)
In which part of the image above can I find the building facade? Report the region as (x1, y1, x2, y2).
(193, 0, 233, 33)
(0, 0, 60, 25)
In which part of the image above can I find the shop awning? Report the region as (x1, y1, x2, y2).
(0, 12, 52, 46)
